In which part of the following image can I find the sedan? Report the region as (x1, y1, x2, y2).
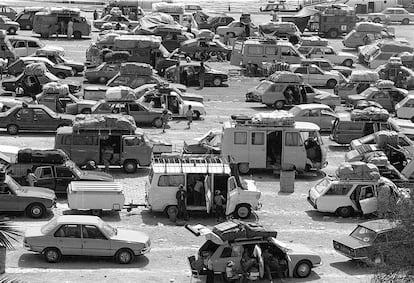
(216, 21, 246, 37)
(290, 64, 344, 88)
(165, 62, 228, 87)
(0, 15, 19, 34)
(85, 62, 121, 84)
(35, 50, 85, 76)
(302, 58, 352, 78)
(93, 14, 139, 30)
(0, 104, 74, 135)
(24, 215, 151, 263)
(368, 7, 414, 24)
(7, 57, 73, 78)
(287, 104, 338, 131)
(347, 86, 407, 112)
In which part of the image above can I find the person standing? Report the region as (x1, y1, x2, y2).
(161, 109, 169, 133)
(193, 178, 204, 205)
(60, 21, 66, 36)
(176, 184, 188, 220)
(198, 62, 205, 89)
(0, 58, 7, 79)
(186, 105, 193, 129)
(213, 190, 226, 222)
(93, 9, 99, 20)
(67, 18, 74, 39)
(174, 61, 181, 83)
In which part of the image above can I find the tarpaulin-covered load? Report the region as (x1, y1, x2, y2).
(24, 62, 47, 76)
(42, 82, 69, 95)
(120, 62, 153, 76)
(375, 130, 399, 148)
(349, 70, 379, 82)
(281, 7, 318, 32)
(73, 114, 137, 131)
(212, 220, 277, 242)
(259, 21, 300, 35)
(262, 62, 290, 75)
(269, 71, 303, 83)
(96, 33, 120, 45)
(336, 161, 380, 180)
(379, 42, 413, 53)
(364, 151, 389, 167)
(251, 111, 295, 126)
(376, 79, 394, 88)
(114, 35, 161, 49)
(49, 7, 80, 16)
(355, 22, 383, 32)
(18, 148, 68, 164)
(104, 51, 130, 63)
(300, 36, 328, 46)
(351, 107, 389, 122)
(133, 12, 182, 34)
(105, 86, 137, 100)
(152, 2, 185, 14)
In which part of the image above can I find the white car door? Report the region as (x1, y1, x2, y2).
(321, 47, 337, 64)
(309, 66, 325, 86)
(13, 40, 27, 57)
(359, 185, 377, 215)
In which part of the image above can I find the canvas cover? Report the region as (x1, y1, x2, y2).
(251, 111, 295, 126)
(259, 21, 300, 35)
(349, 70, 379, 82)
(133, 12, 181, 34)
(24, 63, 47, 76)
(152, 2, 185, 14)
(374, 131, 399, 149)
(42, 82, 69, 95)
(17, 148, 68, 164)
(114, 35, 161, 49)
(351, 107, 389, 122)
(376, 79, 394, 89)
(105, 86, 137, 100)
(364, 151, 389, 167)
(96, 33, 120, 45)
(355, 22, 383, 32)
(300, 36, 328, 46)
(119, 62, 153, 75)
(269, 71, 303, 83)
(73, 114, 137, 131)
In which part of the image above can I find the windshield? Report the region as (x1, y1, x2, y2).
(256, 81, 272, 92)
(5, 175, 22, 193)
(359, 88, 376, 98)
(350, 225, 377, 243)
(41, 218, 58, 234)
(100, 221, 117, 237)
(314, 178, 331, 194)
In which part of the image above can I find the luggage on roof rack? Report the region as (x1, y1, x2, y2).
(24, 63, 47, 76)
(300, 36, 328, 46)
(212, 220, 277, 242)
(269, 71, 303, 83)
(376, 79, 394, 89)
(105, 86, 137, 100)
(375, 131, 398, 149)
(349, 70, 379, 83)
(336, 161, 380, 181)
(119, 62, 153, 76)
(73, 114, 137, 132)
(351, 107, 389, 122)
(17, 149, 68, 164)
(251, 111, 295, 127)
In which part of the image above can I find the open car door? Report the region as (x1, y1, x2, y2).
(359, 186, 377, 215)
(226, 176, 239, 216)
(204, 175, 212, 214)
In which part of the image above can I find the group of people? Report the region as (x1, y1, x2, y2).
(49, 19, 75, 39)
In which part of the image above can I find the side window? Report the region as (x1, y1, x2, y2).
(17, 108, 31, 117)
(309, 67, 322, 74)
(251, 132, 264, 145)
(247, 46, 263, 55)
(82, 225, 107, 240)
(124, 136, 143, 146)
(294, 67, 307, 74)
(28, 41, 40, 48)
(63, 135, 72, 145)
(73, 135, 97, 146)
(56, 167, 73, 178)
(325, 184, 353, 195)
(221, 247, 232, 258)
(324, 48, 335, 55)
(234, 132, 247, 144)
(265, 46, 276, 55)
(128, 103, 142, 112)
(285, 132, 302, 146)
(158, 175, 185, 187)
(15, 41, 26, 48)
(54, 224, 81, 238)
(33, 109, 49, 119)
(39, 167, 53, 178)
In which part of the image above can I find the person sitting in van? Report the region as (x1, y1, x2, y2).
(240, 248, 259, 280)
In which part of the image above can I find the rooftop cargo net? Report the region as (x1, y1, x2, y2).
(73, 114, 137, 132)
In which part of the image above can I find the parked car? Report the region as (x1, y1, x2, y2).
(333, 219, 407, 264)
(183, 129, 221, 154)
(179, 38, 231, 58)
(0, 174, 56, 218)
(301, 58, 352, 78)
(165, 62, 228, 87)
(290, 64, 344, 88)
(368, 7, 414, 24)
(7, 57, 74, 78)
(396, 94, 414, 121)
(0, 104, 74, 135)
(85, 62, 121, 84)
(23, 215, 151, 263)
(34, 48, 84, 76)
(0, 15, 19, 34)
(140, 83, 203, 103)
(93, 14, 139, 30)
(35, 91, 96, 114)
(216, 21, 248, 37)
(187, 221, 322, 279)
(288, 104, 338, 131)
(194, 11, 234, 32)
(298, 45, 358, 67)
(107, 72, 186, 90)
(376, 61, 414, 89)
(8, 36, 44, 57)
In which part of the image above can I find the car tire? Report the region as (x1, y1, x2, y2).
(373, 17, 382, 23)
(343, 59, 353, 67)
(212, 77, 222, 87)
(294, 260, 312, 278)
(44, 248, 61, 263)
(7, 27, 16, 35)
(98, 77, 107, 84)
(273, 100, 285, 109)
(327, 28, 339, 38)
(153, 117, 163, 128)
(166, 205, 178, 221)
(81, 108, 92, 114)
(25, 24, 32, 30)
(402, 18, 410, 25)
(115, 248, 134, 264)
(238, 163, 250, 174)
(7, 124, 19, 135)
(326, 79, 337, 88)
(123, 160, 137, 173)
(73, 31, 82, 39)
(56, 72, 66, 79)
(228, 32, 236, 38)
(26, 203, 46, 218)
(193, 111, 201, 120)
(336, 206, 353, 218)
(234, 204, 251, 219)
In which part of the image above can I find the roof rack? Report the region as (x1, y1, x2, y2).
(152, 156, 230, 174)
(231, 119, 295, 128)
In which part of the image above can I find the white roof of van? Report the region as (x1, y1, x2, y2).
(152, 156, 231, 174)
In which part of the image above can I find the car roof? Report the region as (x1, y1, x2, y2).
(20, 57, 51, 63)
(9, 36, 40, 42)
(359, 219, 398, 232)
(55, 215, 102, 226)
(291, 103, 332, 110)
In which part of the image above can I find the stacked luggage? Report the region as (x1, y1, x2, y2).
(119, 62, 153, 76)
(42, 82, 70, 96)
(351, 107, 389, 122)
(24, 63, 47, 76)
(105, 86, 137, 100)
(376, 79, 394, 89)
(348, 70, 379, 83)
(212, 220, 277, 242)
(73, 114, 137, 132)
(17, 149, 68, 164)
(114, 35, 161, 49)
(364, 151, 389, 167)
(251, 111, 295, 126)
(336, 161, 380, 181)
(152, 2, 185, 13)
(375, 131, 399, 149)
(269, 71, 303, 84)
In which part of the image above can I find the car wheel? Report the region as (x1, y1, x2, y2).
(234, 204, 251, 219)
(98, 77, 107, 84)
(336, 206, 353, 218)
(228, 32, 236, 38)
(166, 206, 178, 221)
(373, 17, 382, 23)
(26, 203, 46, 218)
(123, 160, 137, 173)
(402, 18, 410, 25)
(193, 111, 201, 120)
(212, 77, 222, 87)
(25, 24, 32, 30)
(327, 28, 339, 38)
(153, 117, 163, 128)
(7, 124, 18, 135)
(238, 163, 250, 174)
(81, 108, 91, 114)
(273, 100, 285, 109)
(326, 79, 337, 88)
(294, 260, 312, 278)
(115, 249, 134, 264)
(343, 59, 353, 67)
(73, 31, 82, 39)
(44, 248, 61, 263)
(56, 72, 66, 79)
(7, 27, 16, 35)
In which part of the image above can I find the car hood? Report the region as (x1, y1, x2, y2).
(334, 236, 372, 249)
(347, 94, 365, 101)
(112, 228, 149, 244)
(19, 186, 56, 200)
(65, 60, 84, 68)
(24, 226, 44, 238)
(79, 170, 114, 181)
(283, 242, 320, 256)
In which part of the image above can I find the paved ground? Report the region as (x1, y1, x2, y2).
(1, 9, 414, 283)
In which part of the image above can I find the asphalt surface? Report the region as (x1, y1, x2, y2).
(1, 13, 414, 283)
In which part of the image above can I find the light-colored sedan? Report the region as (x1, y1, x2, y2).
(298, 45, 358, 67)
(368, 7, 414, 25)
(24, 215, 151, 264)
(396, 94, 414, 121)
(290, 64, 344, 88)
(288, 104, 338, 132)
(216, 21, 246, 37)
(93, 14, 139, 30)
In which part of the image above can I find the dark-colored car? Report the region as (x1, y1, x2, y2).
(194, 11, 234, 32)
(0, 104, 74, 135)
(302, 58, 353, 78)
(91, 99, 171, 128)
(0, 174, 56, 218)
(85, 62, 121, 84)
(7, 57, 74, 78)
(34, 51, 85, 76)
(2, 72, 81, 97)
(165, 62, 228, 87)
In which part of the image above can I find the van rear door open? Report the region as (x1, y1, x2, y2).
(226, 176, 239, 215)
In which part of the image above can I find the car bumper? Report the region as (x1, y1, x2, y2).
(138, 246, 151, 255)
(307, 197, 317, 209)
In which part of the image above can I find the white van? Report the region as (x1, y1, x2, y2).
(146, 156, 261, 219)
(8, 36, 44, 57)
(221, 116, 327, 174)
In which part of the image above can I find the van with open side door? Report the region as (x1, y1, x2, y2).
(146, 156, 261, 220)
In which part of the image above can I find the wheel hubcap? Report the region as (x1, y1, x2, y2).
(120, 252, 130, 263)
(126, 163, 135, 171)
(32, 207, 41, 216)
(298, 264, 310, 276)
(238, 207, 249, 218)
(47, 251, 58, 261)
